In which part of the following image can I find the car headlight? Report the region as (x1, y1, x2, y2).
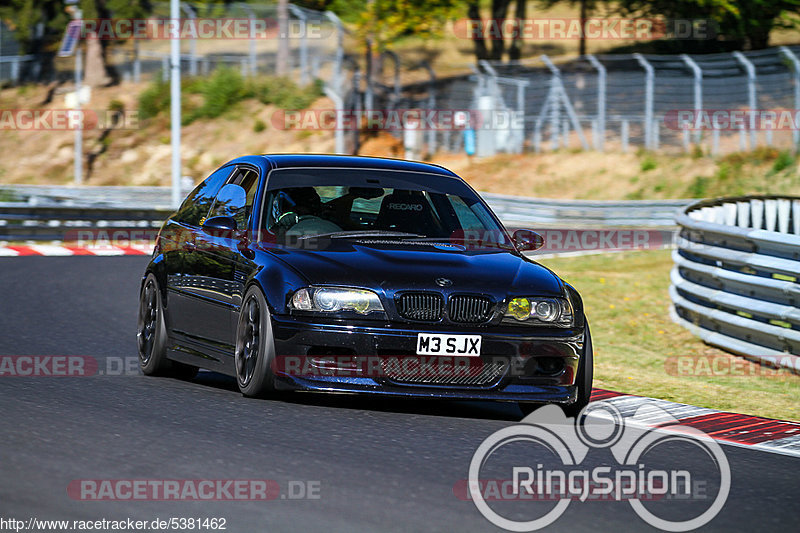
(290, 287, 384, 315)
(504, 297, 573, 326)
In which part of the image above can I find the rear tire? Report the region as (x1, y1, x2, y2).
(137, 273, 198, 380)
(235, 286, 277, 398)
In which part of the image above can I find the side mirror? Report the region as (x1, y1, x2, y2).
(213, 183, 247, 215)
(513, 229, 544, 252)
(203, 215, 237, 237)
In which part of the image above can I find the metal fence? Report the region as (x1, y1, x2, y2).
(377, 46, 800, 156)
(0, 2, 343, 88)
(670, 196, 800, 372)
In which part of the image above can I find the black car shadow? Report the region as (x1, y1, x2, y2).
(190, 370, 524, 421)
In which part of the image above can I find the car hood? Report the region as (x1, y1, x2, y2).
(263, 239, 564, 297)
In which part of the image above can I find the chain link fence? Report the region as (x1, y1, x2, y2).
(375, 46, 800, 156)
(0, 2, 342, 88)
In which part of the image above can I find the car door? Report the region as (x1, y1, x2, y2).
(181, 165, 260, 355)
(163, 165, 233, 340)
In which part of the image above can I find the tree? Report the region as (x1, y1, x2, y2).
(466, 0, 534, 62)
(0, 0, 150, 83)
(329, 0, 462, 53)
(538, 0, 602, 56)
(616, 0, 800, 50)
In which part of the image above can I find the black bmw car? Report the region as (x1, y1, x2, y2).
(138, 154, 592, 416)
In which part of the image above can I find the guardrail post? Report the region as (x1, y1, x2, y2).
(634, 53, 654, 150)
(586, 55, 606, 151)
(779, 46, 800, 152)
(681, 54, 703, 144)
(733, 51, 757, 149)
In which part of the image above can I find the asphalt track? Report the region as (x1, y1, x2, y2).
(0, 256, 797, 532)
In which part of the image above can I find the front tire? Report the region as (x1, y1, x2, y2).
(518, 323, 594, 419)
(562, 323, 594, 418)
(235, 286, 277, 398)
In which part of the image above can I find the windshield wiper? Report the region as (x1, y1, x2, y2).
(408, 236, 516, 250)
(296, 230, 427, 240)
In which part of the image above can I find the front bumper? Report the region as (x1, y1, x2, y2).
(270, 314, 585, 404)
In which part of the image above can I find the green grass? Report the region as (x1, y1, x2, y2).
(537, 249, 799, 421)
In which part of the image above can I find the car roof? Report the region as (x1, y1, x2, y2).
(232, 154, 461, 178)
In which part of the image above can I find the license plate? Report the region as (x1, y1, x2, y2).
(416, 333, 482, 356)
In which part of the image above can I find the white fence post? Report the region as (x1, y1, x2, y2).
(586, 54, 606, 151)
(180, 2, 198, 77)
(779, 46, 800, 152)
(289, 5, 310, 85)
(681, 54, 703, 144)
(634, 53, 654, 150)
(733, 51, 757, 149)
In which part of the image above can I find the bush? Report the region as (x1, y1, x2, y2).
(138, 78, 170, 120)
(686, 176, 709, 198)
(640, 155, 657, 172)
(108, 99, 125, 113)
(248, 76, 323, 109)
(253, 119, 266, 133)
(772, 150, 795, 173)
(138, 70, 323, 125)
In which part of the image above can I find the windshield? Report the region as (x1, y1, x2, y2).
(261, 169, 509, 247)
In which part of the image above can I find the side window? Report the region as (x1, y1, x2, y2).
(447, 194, 483, 230)
(174, 166, 234, 227)
(207, 166, 260, 229)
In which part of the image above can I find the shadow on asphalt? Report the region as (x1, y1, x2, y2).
(191, 370, 524, 421)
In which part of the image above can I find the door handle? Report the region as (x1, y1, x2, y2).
(182, 240, 196, 252)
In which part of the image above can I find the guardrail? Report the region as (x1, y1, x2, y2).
(483, 193, 690, 227)
(0, 204, 172, 242)
(0, 185, 690, 242)
(670, 196, 800, 373)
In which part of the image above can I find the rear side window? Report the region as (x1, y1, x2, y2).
(174, 166, 234, 226)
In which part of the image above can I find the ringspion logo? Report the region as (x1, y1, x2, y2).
(466, 403, 730, 531)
